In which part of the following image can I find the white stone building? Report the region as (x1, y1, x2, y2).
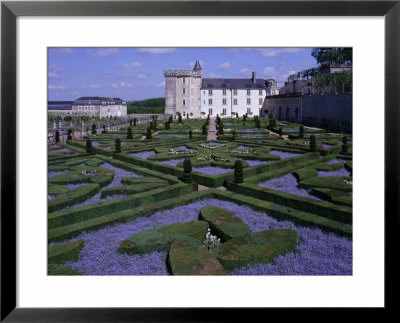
(71, 97, 127, 118)
(164, 61, 267, 118)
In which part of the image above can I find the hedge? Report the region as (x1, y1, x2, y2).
(48, 239, 84, 264)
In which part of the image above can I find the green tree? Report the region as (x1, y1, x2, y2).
(189, 130, 193, 139)
(234, 160, 243, 183)
(127, 127, 133, 139)
(146, 127, 152, 139)
(299, 126, 304, 139)
(310, 135, 317, 152)
(114, 138, 121, 153)
(67, 129, 72, 141)
(182, 158, 192, 183)
(202, 124, 207, 136)
(311, 48, 352, 67)
(55, 130, 60, 143)
(86, 138, 93, 153)
(279, 128, 283, 137)
(133, 118, 137, 126)
(91, 124, 97, 135)
(342, 136, 348, 153)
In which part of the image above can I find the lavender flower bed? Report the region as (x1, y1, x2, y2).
(156, 134, 184, 139)
(237, 129, 261, 133)
(158, 159, 184, 166)
(129, 150, 156, 159)
(318, 168, 351, 177)
(48, 170, 69, 178)
(50, 148, 72, 153)
(326, 159, 347, 164)
(259, 173, 321, 201)
(202, 142, 220, 146)
(282, 128, 299, 133)
(61, 199, 351, 275)
(241, 134, 267, 139)
(322, 144, 334, 149)
(65, 183, 88, 190)
(279, 123, 288, 126)
(192, 166, 233, 175)
(269, 150, 300, 159)
(92, 141, 101, 147)
(237, 158, 272, 167)
(225, 122, 232, 125)
(236, 145, 250, 149)
(60, 163, 141, 210)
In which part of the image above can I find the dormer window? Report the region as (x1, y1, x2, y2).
(183, 78, 186, 83)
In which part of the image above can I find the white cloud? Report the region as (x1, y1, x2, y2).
(258, 49, 280, 57)
(136, 48, 176, 54)
(119, 62, 142, 69)
(50, 48, 76, 56)
(71, 91, 79, 95)
(263, 66, 276, 75)
(237, 68, 251, 75)
(112, 82, 135, 89)
(157, 82, 165, 88)
(219, 62, 231, 71)
(89, 84, 101, 89)
(48, 85, 67, 90)
(206, 73, 222, 78)
(96, 48, 119, 56)
(136, 73, 147, 79)
(257, 48, 306, 57)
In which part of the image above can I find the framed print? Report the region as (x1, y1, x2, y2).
(1, 0, 399, 321)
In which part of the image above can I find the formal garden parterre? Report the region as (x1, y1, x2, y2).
(48, 115, 353, 276)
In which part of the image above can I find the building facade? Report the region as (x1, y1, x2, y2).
(71, 97, 127, 118)
(48, 101, 73, 114)
(164, 61, 267, 118)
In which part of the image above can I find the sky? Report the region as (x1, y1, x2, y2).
(48, 47, 316, 101)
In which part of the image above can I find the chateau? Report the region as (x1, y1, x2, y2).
(164, 60, 267, 118)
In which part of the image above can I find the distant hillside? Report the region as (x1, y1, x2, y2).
(128, 98, 165, 114)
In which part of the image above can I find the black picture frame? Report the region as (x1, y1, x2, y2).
(1, 1, 398, 321)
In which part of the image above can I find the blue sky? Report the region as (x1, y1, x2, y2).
(48, 47, 316, 101)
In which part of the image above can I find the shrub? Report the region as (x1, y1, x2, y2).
(127, 127, 133, 139)
(310, 135, 316, 152)
(114, 138, 121, 153)
(243, 114, 247, 122)
(279, 128, 283, 137)
(342, 136, 348, 153)
(178, 113, 182, 123)
(338, 123, 343, 134)
(169, 115, 173, 123)
(234, 160, 244, 183)
(129, 119, 132, 126)
(218, 123, 224, 135)
(67, 129, 72, 141)
(299, 125, 304, 138)
(146, 127, 152, 139)
(55, 130, 60, 143)
(232, 130, 236, 141)
(133, 118, 137, 126)
(85, 138, 93, 153)
(165, 122, 169, 130)
(255, 119, 260, 128)
(91, 124, 97, 135)
(182, 158, 192, 183)
(236, 112, 239, 118)
(102, 125, 106, 133)
(150, 121, 154, 130)
(202, 124, 207, 136)
(189, 130, 193, 139)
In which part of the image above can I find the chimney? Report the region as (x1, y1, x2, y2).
(252, 71, 256, 83)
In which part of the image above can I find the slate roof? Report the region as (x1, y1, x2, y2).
(193, 60, 202, 71)
(72, 97, 126, 105)
(48, 101, 73, 110)
(201, 78, 266, 89)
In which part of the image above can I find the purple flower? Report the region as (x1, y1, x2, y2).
(158, 159, 184, 166)
(202, 142, 220, 146)
(269, 150, 300, 159)
(48, 170, 69, 178)
(237, 158, 272, 167)
(326, 159, 347, 164)
(65, 183, 88, 190)
(259, 173, 321, 201)
(236, 145, 251, 149)
(174, 145, 196, 151)
(322, 144, 334, 149)
(318, 167, 351, 177)
(192, 166, 233, 175)
(57, 199, 351, 275)
(129, 150, 156, 160)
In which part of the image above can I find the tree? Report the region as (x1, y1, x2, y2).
(279, 128, 283, 137)
(189, 130, 193, 139)
(310, 135, 317, 152)
(114, 138, 121, 153)
(202, 124, 207, 136)
(311, 48, 352, 68)
(127, 127, 133, 139)
(55, 130, 60, 143)
(255, 119, 260, 128)
(299, 126, 304, 139)
(234, 160, 243, 183)
(102, 124, 107, 133)
(342, 136, 348, 153)
(165, 122, 169, 130)
(129, 119, 132, 126)
(91, 124, 97, 135)
(178, 113, 182, 123)
(232, 130, 236, 141)
(182, 158, 192, 183)
(67, 129, 72, 141)
(146, 127, 152, 139)
(86, 138, 93, 153)
(133, 118, 137, 126)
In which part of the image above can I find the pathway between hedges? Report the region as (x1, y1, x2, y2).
(207, 117, 217, 141)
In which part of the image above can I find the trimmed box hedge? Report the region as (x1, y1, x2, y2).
(48, 239, 84, 264)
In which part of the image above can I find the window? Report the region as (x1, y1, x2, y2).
(247, 108, 251, 114)
(259, 98, 263, 105)
(208, 99, 213, 105)
(247, 98, 251, 105)
(247, 89, 251, 95)
(233, 99, 238, 105)
(208, 108, 213, 115)
(208, 89, 213, 95)
(183, 78, 185, 83)
(222, 98, 227, 105)
(223, 89, 227, 95)
(259, 90, 263, 95)
(233, 89, 237, 95)
(222, 108, 227, 115)
(183, 100, 186, 106)
(183, 88, 185, 94)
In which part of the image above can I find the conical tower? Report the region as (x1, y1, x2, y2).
(193, 60, 202, 71)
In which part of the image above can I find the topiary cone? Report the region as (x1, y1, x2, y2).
(234, 160, 244, 183)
